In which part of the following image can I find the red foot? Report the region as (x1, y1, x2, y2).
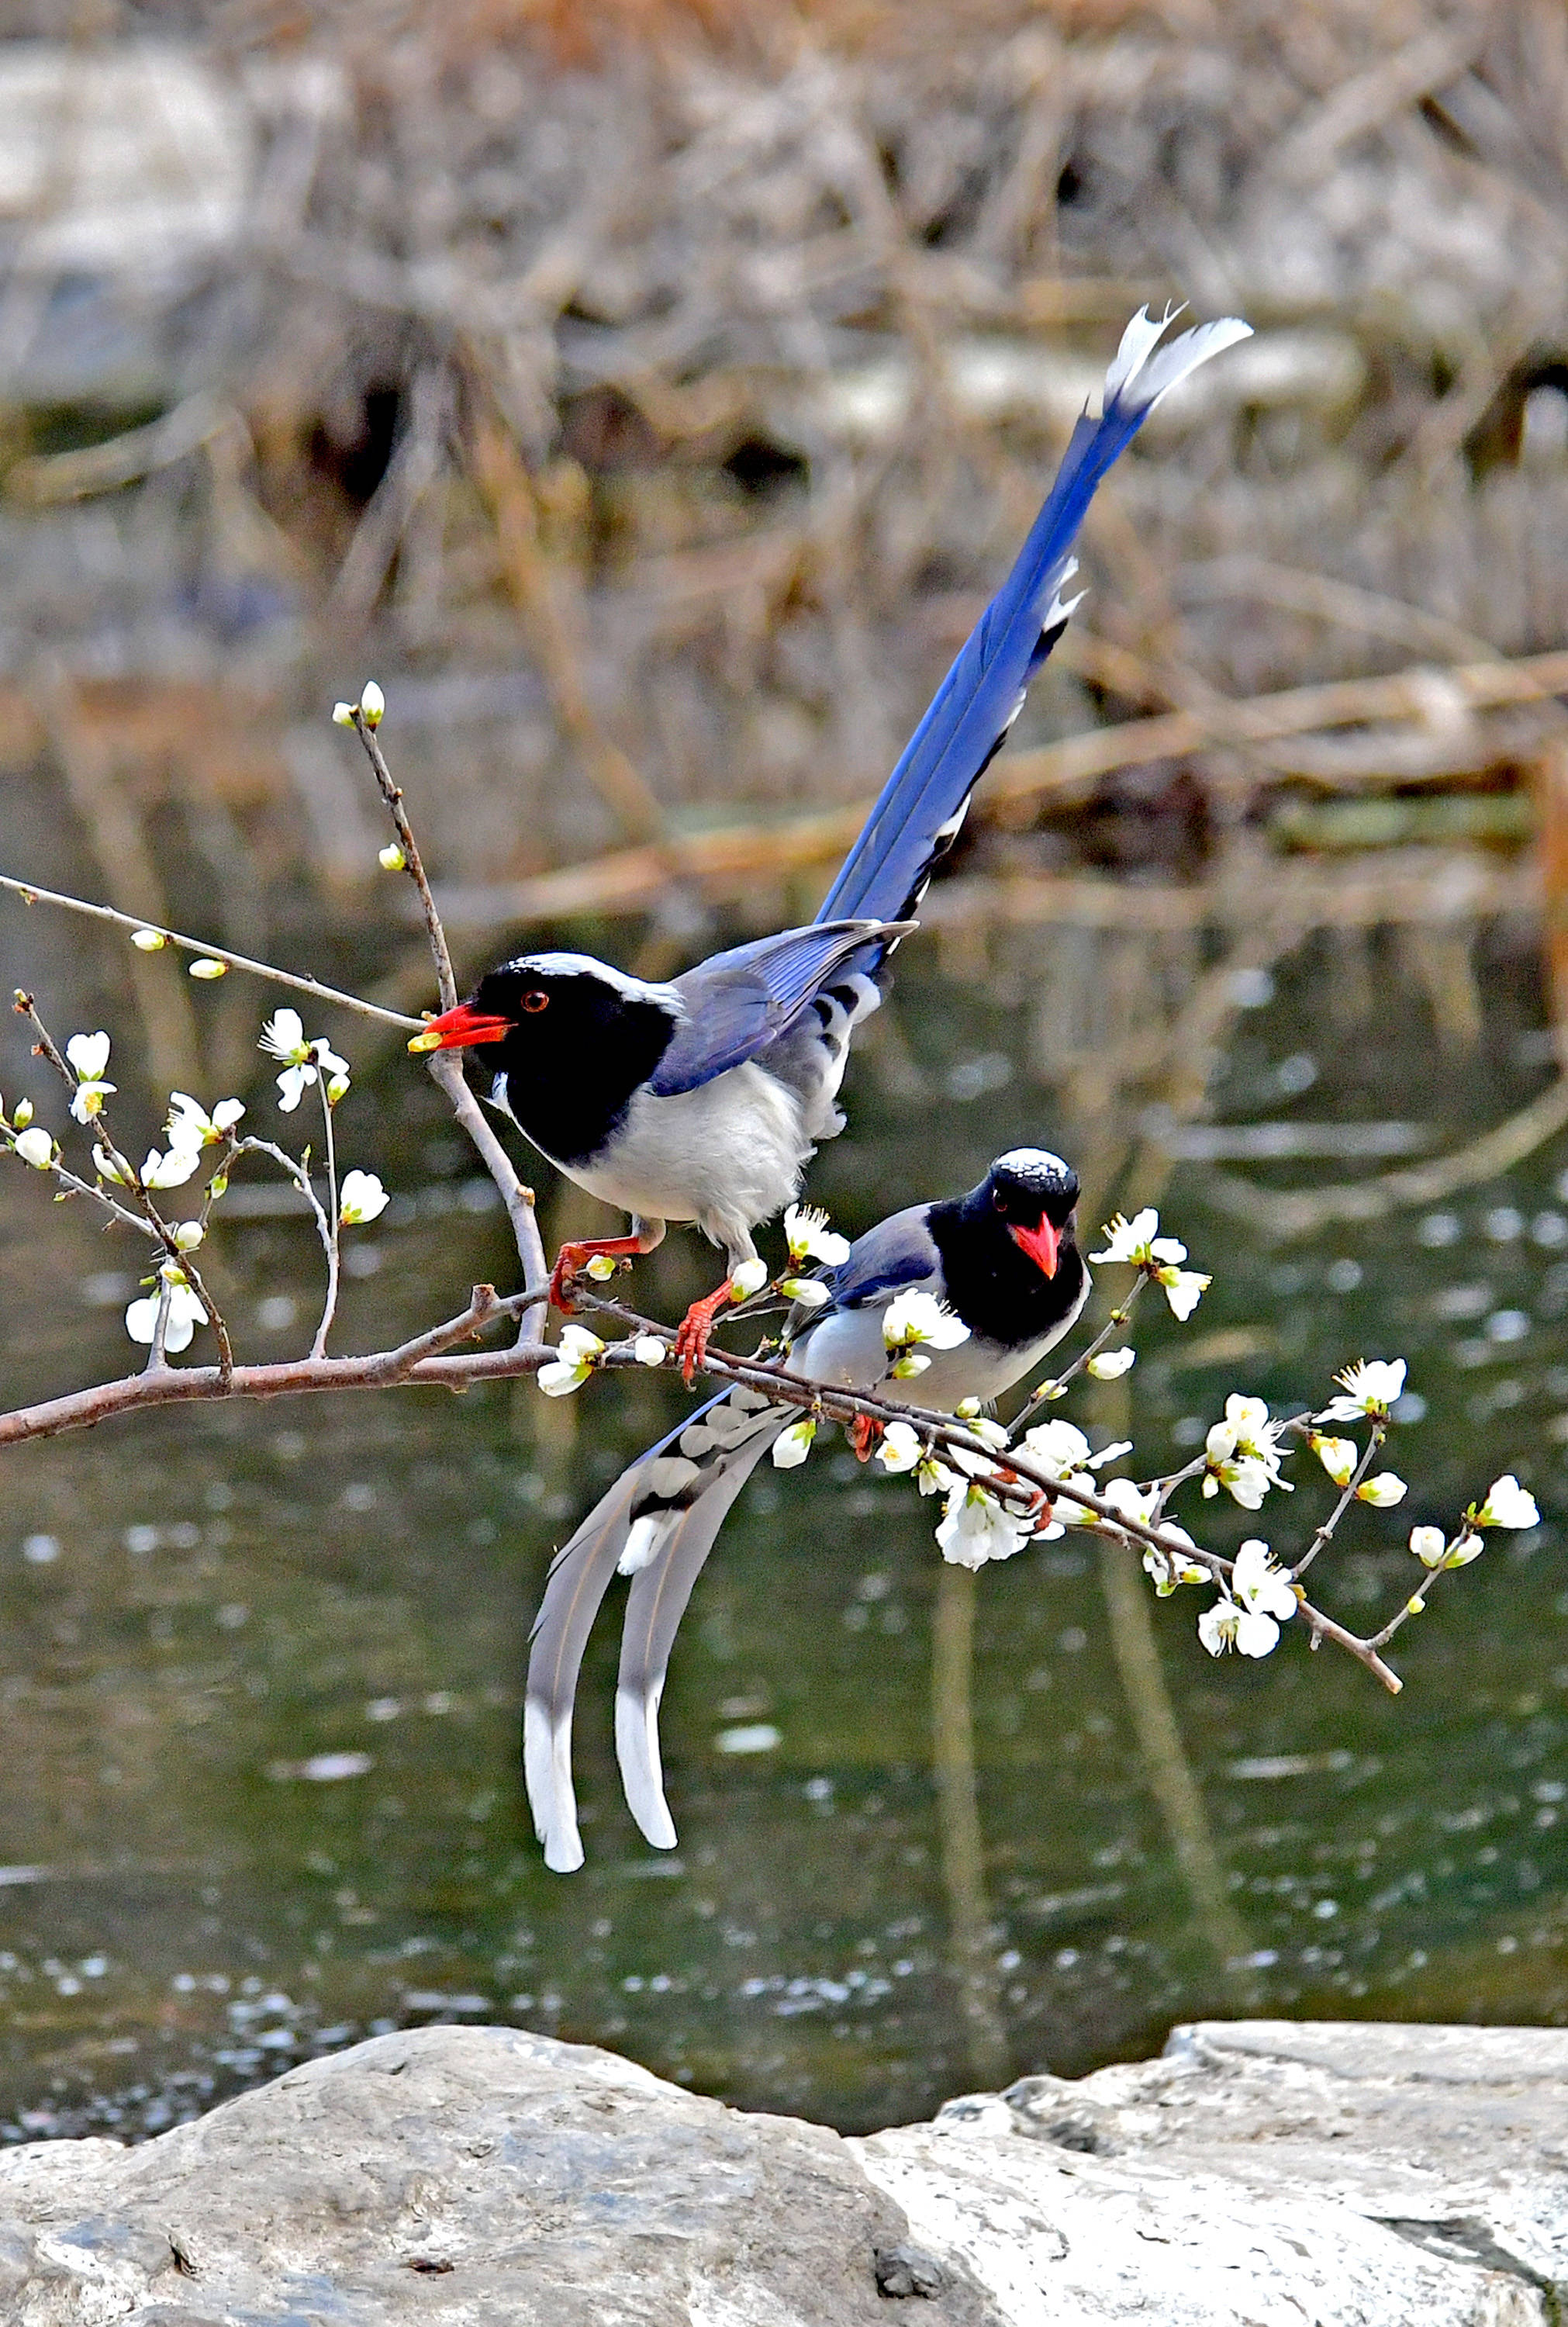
(848, 1416, 884, 1462)
(548, 1235, 646, 1313)
(673, 1281, 735, 1386)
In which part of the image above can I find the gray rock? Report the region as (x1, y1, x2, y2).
(0, 2025, 997, 2326)
(0, 2021, 1562, 2324)
(855, 2020, 1568, 2325)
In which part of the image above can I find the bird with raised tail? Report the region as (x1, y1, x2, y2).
(525, 1147, 1089, 1873)
(410, 309, 1249, 1376)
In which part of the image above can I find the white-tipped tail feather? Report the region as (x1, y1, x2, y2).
(1102, 306, 1254, 417)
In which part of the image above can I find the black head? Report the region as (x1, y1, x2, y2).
(410, 953, 681, 1167)
(927, 1146, 1085, 1349)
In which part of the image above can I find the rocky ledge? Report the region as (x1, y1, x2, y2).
(0, 2018, 1562, 2324)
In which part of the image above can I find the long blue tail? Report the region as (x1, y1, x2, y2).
(816, 308, 1251, 933)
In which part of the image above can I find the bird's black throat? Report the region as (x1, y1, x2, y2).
(926, 1188, 1086, 1350)
(468, 965, 680, 1169)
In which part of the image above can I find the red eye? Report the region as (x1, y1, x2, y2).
(521, 990, 549, 1014)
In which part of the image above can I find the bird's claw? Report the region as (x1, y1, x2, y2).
(547, 1236, 642, 1313)
(673, 1284, 735, 1386)
(848, 1415, 884, 1461)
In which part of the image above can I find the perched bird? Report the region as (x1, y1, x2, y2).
(526, 1147, 1089, 1872)
(409, 308, 1250, 1374)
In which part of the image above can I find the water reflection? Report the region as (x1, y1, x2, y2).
(0, 931, 1564, 2139)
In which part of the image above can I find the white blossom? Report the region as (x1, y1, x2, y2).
(1204, 1395, 1291, 1507)
(537, 1324, 604, 1395)
(339, 1170, 389, 1226)
(260, 1009, 351, 1112)
(64, 1031, 115, 1123)
(1157, 1266, 1211, 1320)
(582, 1253, 619, 1282)
(359, 680, 385, 726)
(172, 1221, 205, 1251)
(1444, 1531, 1483, 1567)
(1311, 1432, 1358, 1487)
(188, 957, 226, 980)
(729, 1258, 769, 1301)
(13, 1126, 54, 1168)
(1090, 1208, 1186, 1267)
(782, 1204, 851, 1267)
(877, 1423, 956, 1496)
(378, 843, 406, 872)
(779, 1276, 830, 1309)
(130, 927, 165, 950)
(1317, 1357, 1407, 1422)
(935, 1482, 1030, 1568)
(890, 1350, 931, 1379)
(1021, 1419, 1091, 1475)
(125, 1270, 206, 1354)
(1087, 1347, 1136, 1380)
(1197, 1572, 1284, 1658)
(1356, 1471, 1408, 1509)
(1473, 1475, 1539, 1530)
(140, 1145, 201, 1190)
(882, 1291, 970, 1353)
(1408, 1525, 1445, 1568)
(166, 1093, 244, 1152)
(332, 701, 356, 726)
(632, 1336, 666, 1368)
(772, 1418, 817, 1468)
(1100, 1475, 1159, 1531)
(92, 1143, 130, 1184)
(1142, 1523, 1206, 1595)
(1232, 1539, 1297, 1627)
(12, 1098, 32, 1128)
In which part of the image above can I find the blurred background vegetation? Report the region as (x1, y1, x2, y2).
(0, 0, 1565, 2143)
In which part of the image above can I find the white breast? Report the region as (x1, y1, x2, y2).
(565, 1063, 813, 1264)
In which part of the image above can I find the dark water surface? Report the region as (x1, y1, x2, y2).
(0, 919, 1563, 2139)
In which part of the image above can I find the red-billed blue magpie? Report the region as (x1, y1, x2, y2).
(412, 308, 1249, 1374)
(527, 1147, 1088, 1872)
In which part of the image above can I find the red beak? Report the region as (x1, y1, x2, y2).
(1008, 1218, 1060, 1278)
(407, 1002, 515, 1053)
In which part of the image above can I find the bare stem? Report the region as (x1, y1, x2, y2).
(1288, 1419, 1384, 1579)
(312, 1078, 342, 1361)
(344, 713, 548, 1334)
(348, 712, 456, 1009)
(1, 874, 420, 1030)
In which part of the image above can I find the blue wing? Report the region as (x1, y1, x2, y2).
(648, 917, 907, 1098)
(817, 310, 1252, 940)
(811, 1204, 941, 1318)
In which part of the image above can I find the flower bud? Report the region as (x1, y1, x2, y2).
(360, 681, 385, 727)
(188, 957, 226, 980)
(131, 927, 166, 951)
(172, 1221, 205, 1250)
(584, 1253, 620, 1282)
(1407, 1525, 1445, 1568)
(772, 1417, 817, 1469)
(14, 1127, 54, 1167)
(12, 1097, 32, 1129)
(729, 1259, 768, 1301)
(892, 1351, 931, 1378)
(332, 702, 356, 726)
(1087, 1347, 1135, 1380)
(632, 1336, 665, 1368)
(378, 842, 406, 873)
(326, 1074, 350, 1105)
(778, 1276, 830, 1308)
(1444, 1532, 1483, 1568)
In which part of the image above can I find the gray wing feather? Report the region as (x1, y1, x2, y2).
(615, 1410, 787, 1849)
(649, 918, 911, 1098)
(523, 1466, 651, 1874)
(818, 1204, 941, 1312)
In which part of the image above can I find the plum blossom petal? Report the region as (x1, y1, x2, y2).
(1311, 1433, 1358, 1487)
(140, 1146, 201, 1190)
(882, 1291, 970, 1352)
(1086, 1347, 1135, 1379)
(1231, 1539, 1296, 1623)
(782, 1204, 851, 1267)
(935, 1484, 1030, 1568)
(1158, 1266, 1211, 1320)
(772, 1419, 816, 1469)
(65, 1032, 111, 1082)
(339, 1170, 389, 1226)
(1316, 1358, 1407, 1423)
(1408, 1525, 1446, 1568)
(1474, 1475, 1539, 1529)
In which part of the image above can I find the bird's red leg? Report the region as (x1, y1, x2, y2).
(848, 1416, 884, 1461)
(672, 1281, 738, 1386)
(548, 1236, 647, 1314)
